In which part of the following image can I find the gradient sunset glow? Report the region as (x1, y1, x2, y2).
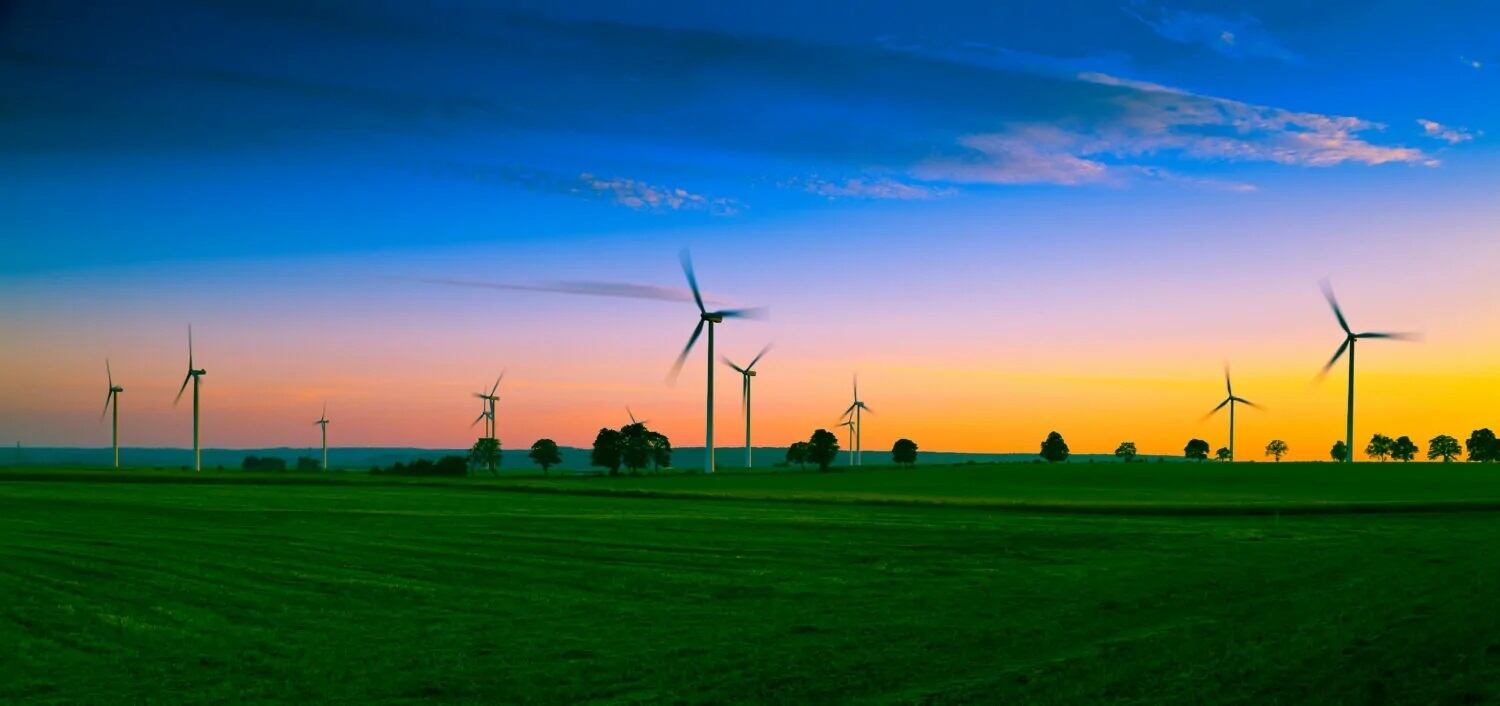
(3, 2, 1497, 461)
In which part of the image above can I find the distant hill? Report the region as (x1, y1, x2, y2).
(2, 446, 1186, 471)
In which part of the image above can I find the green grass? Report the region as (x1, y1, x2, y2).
(4, 465, 1500, 703)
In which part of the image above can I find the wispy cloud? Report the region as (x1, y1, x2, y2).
(791, 176, 951, 200)
(579, 174, 742, 214)
(1418, 119, 1478, 144)
(914, 73, 1428, 189)
(1460, 55, 1484, 70)
(1123, 2, 1301, 64)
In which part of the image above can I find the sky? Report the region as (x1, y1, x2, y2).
(2, 0, 1498, 461)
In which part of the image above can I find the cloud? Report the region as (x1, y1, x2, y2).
(579, 174, 741, 214)
(1460, 56, 1484, 70)
(1417, 119, 1477, 144)
(1124, 2, 1301, 63)
(792, 176, 951, 200)
(914, 126, 1112, 185)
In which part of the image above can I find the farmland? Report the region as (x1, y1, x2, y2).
(3, 464, 1500, 704)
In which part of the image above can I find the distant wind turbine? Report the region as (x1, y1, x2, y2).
(669, 250, 765, 474)
(626, 406, 650, 426)
(314, 403, 329, 471)
(471, 373, 503, 439)
(1319, 281, 1419, 463)
(1204, 365, 1259, 462)
(101, 359, 123, 468)
(724, 344, 771, 469)
(840, 376, 873, 466)
(173, 326, 206, 472)
(835, 420, 855, 467)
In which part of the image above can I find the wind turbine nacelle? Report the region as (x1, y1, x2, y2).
(745, 370, 757, 376)
(702, 313, 724, 323)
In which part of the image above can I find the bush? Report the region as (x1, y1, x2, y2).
(242, 456, 286, 472)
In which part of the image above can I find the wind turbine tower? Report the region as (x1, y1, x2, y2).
(724, 345, 771, 469)
(101, 359, 123, 468)
(173, 326, 207, 472)
(1205, 365, 1258, 462)
(1319, 282, 1418, 463)
(314, 403, 329, 471)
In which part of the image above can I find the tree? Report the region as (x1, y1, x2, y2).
(807, 429, 840, 471)
(1040, 432, 1070, 463)
(1365, 433, 1393, 462)
(469, 437, 501, 475)
(647, 431, 672, 471)
(242, 456, 286, 472)
(1215, 447, 1231, 462)
(1265, 439, 1288, 462)
(786, 442, 810, 470)
(528, 438, 561, 474)
(591, 428, 622, 475)
(1330, 440, 1349, 463)
(1114, 442, 1137, 463)
(434, 455, 469, 476)
(619, 423, 653, 474)
(1466, 428, 1498, 462)
(891, 438, 918, 466)
(295, 456, 321, 472)
(1183, 438, 1210, 462)
(1428, 434, 1462, 463)
(1391, 436, 1419, 462)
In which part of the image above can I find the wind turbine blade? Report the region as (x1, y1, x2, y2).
(1202, 397, 1231, 419)
(1223, 364, 1232, 396)
(1356, 331, 1422, 341)
(1319, 338, 1352, 377)
(679, 249, 706, 314)
(854, 374, 859, 401)
(1234, 397, 1261, 409)
(722, 356, 747, 374)
(841, 403, 857, 420)
(491, 372, 504, 396)
(714, 307, 767, 320)
(747, 344, 772, 370)
(188, 325, 194, 369)
(741, 377, 748, 418)
(627, 406, 637, 424)
(174, 372, 192, 405)
(106, 359, 113, 387)
(668, 319, 706, 382)
(1320, 280, 1352, 335)
(471, 412, 487, 427)
(101, 390, 113, 420)
(860, 404, 875, 415)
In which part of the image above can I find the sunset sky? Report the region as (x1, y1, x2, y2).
(3, 1, 1497, 460)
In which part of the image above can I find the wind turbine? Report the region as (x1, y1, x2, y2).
(1204, 365, 1258, 462)
(835, 420, 855, 466)
(840, 376, 873, 466)
(669, 250, 764, 474)
(626, 407, 650, 426)
(724, 344, 771, 469)
(314, 403, 329, 471)
(101, 359, 123, 468)
(1319, 281, 1418, 463)
(173, 326, 206, 472)
(471, 373, 503, 439)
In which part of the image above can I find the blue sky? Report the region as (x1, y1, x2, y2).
(3, 0, 1494, 271)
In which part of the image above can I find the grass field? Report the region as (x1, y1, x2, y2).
(4, 463, 1500, 704)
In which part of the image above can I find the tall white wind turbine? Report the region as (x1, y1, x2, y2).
(173, 326, 206, 471)
(1318, 281, 1418, 463)
(835, 420, 855, 467)
(314, 403, 329, 471)
(669, 250, 764, 474)
(1204, 365, 1259, 462)
(471, 373, 503, 439)
(724, 344, 771, 469)
(840, 376, 873, 466)
(101, 359, 123, 468)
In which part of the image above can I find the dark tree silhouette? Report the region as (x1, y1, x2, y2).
(1265, 439, 1288, 462)
(1466, 428, 1498, 462)
(1428, 434, 1462, 463)
(1040, 432, 1070, 463)
(529, 438, 562, 474)
(786, 442, 810, 470)
(1183, 438, 1210, 462)
(1391, 436, 1419, 462)
(434, 456, 469, 476)
(807, 429, 840, 471)
(242, 456, 286, 471)
(619, 422, 652, 474)
(295, 456, 320, 472)
(1330, 440, 1349, 463)
(647, 431, 672, 471)
(469, 438, 501, 475)
(591, 428, 623, 475)
(1114, 442, 1137, 463)
(1215, 447, 1231, 462)
(1365, 434, 1393, 462)
(891, 438, 918, 466)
